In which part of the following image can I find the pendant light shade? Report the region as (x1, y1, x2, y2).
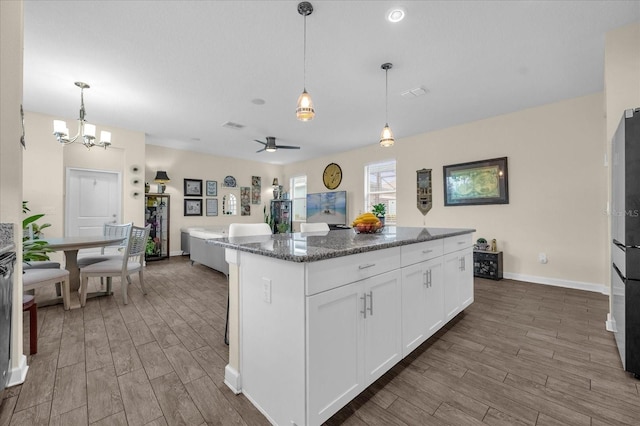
(380, 124, 395, 148)
(379, 63, 395, 148)
(296, 2, 315, 121)
(296, 89, 315, 121)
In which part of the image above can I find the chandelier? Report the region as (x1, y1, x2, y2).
(52, 82, 111, 149)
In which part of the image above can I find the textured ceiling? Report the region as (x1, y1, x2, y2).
(23, 0, 640, 164)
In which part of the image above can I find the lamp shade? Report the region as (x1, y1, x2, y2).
(379, 124, 395, 148)
(296, 90, 315, 121)
(272, 178, 279, 186)
(154, 171, 171, 183)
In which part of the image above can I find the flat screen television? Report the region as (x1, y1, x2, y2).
(306, 191, 347, 226)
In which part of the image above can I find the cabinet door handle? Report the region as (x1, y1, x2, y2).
(360, 295, 367, 319)
(428, 269, 432, 288)
(457, 241, 466, 245)
(422, 249, 433, 254)
(358, 263, 376, 270)
(423, 271, 428, 286)
(367, 291, 373, 315)
(462, 257, 466, 271)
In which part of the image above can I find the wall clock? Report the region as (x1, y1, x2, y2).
(323, 163, 342, 190)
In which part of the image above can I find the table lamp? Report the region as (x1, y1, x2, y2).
(154, 171, 170, 193)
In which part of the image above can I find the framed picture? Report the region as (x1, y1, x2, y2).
(251, 176, 261, 204)
(184, 179, 203, 196)
(443, 157, 509, 206)
(184, 198, 202, 216)
(206, 180, 217, 196)
(206, 198, 218, 216)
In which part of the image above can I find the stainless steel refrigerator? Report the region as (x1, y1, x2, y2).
(611, 107, 640, 378)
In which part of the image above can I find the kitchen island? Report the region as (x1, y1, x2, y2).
(209, 226, 475, 426)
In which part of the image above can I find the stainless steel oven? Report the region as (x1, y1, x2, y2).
(0, 250, 16, 397)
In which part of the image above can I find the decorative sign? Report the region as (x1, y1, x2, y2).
(251, 176, 261, 204)
(240, 187, 251, 216)
(416, 168, 433, 216)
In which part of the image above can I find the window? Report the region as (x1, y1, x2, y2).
(365, 160, 396, 224)
(290, 175, 307, 221)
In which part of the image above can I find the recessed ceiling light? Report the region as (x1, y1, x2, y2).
(251, 98, 266, 105)
(387, 7, 405, 23)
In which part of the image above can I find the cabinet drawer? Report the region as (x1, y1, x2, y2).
(306, 247, 400, 296)
(444, 234, 472, 254)
(400, 239, 444, 267)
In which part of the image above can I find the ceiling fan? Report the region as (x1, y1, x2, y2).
(254, 136, 301, 153)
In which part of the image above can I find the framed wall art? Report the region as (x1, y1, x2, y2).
(251, 176, 261, 204)
(184, 179, 203, 197)
(206, 198, 218, 216)
(184, 198, 202, 216)
(443, 157, 509, 206)
(206, 180, 217, 196)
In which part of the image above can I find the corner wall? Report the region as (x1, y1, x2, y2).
(145, 144, 283, 255)
(284, 93, 608, 291)
(22, 111, 146, 249)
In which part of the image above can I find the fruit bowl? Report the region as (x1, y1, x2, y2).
(354, 223, 384, 234)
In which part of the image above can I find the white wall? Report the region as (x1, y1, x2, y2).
(284, 93, 608, 291)
(23, 111, 146, 254)
(145, 144, 282, 255)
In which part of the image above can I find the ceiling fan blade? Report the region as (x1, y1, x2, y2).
(256, 147, 266, 153)
(275, 145, 301, 150)
(254, 140, 266, 146)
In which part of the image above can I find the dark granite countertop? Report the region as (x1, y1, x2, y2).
(207, 226, 475, 263)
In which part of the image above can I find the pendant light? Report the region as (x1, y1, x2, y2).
(296, 2, 315, 121)
(380, 63, 394, 147)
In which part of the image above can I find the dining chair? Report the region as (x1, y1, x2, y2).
(300, 222, 330, 233)
(79, 224, 150, 306)
(77, 222, 133, 268)
(22, 262, 71, 355)
(22, 267, 71, 311)
(225, 223, 273, 344)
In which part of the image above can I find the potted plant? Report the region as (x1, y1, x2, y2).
(371, 203, 386, 226)
(22, 201, 53, 262)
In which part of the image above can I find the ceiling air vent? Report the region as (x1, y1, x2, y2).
(400, 87, 429, 99)
(222, 121, 245, 130)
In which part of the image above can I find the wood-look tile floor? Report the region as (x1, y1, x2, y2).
(2, 256, 639, 425)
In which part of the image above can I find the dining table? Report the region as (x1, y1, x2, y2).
(42, 235, 125, 305)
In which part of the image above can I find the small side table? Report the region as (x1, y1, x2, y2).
(473, 250, 503, 280)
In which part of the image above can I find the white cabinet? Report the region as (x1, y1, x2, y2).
(401, 257, 444, 356)
(444, 245, 473, 321)
(307, 270, 401, 425)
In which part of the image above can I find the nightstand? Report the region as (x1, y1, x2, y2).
(473, 250, 503, 280)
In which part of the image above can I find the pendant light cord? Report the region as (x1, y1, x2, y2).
(303, 13, 307, 90)
(385, 68, 389, 124)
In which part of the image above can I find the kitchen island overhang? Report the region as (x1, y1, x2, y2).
(208, 226, 475, 426)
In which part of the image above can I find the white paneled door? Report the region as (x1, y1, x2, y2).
(66, 168, 121, 238)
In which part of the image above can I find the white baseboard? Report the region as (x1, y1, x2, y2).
(7, 354, 28, 387)
(170, 250, 186, 257)
(224, 364, 242, 394)
(502, 272, 609, 295)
